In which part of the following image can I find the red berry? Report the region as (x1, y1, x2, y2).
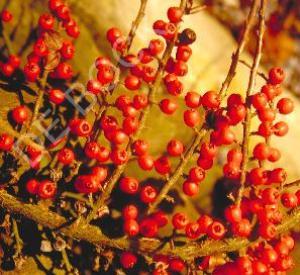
(197, 215, 213, 233)
(57, 148, 75, 165)
(257, 108, 276, 122)
(261, 84, 280, 100)
(268, 147, 281, 162)
(277, 98, 294, 114)
(188, 167, 205, 182)
(111, 149, 128, 165)
(139, 218, 158, 238)
(152, 211, 168, 227)
(227, 104, 246, 125)
(106, 27, 122, 44)
(197, 157, 213, 170)
(8, 55, 21, 68)
(227, 148, 242, 163)
(24, 62, 40, 82)
(122, 204, 138, 220)
(12, 105, 29, 124)
(182, 181, 199, 196)
(124, 75, 141, 90)
(184, 109, 201, 127)
(261, 248, 278, 265)
(251, 92, 268, 110)
(253, 142, 270, 161)
(269, 67, 285, 85)
(87, 79, 102, 95)
(26, 179, 39, 195)
(224, 205, 242, 223)
(172, 212, 189, 230)
(153, 20, 166, 34)
(120, 252, 137, 269)
(167, 139, 184, 157)
(154, 156, 171, 175)
(259, 222, 276, 239)
(38, 180, 57, 199)
(273, 121, 288, 136)
(133, 94, 148, 109)
(169, 258, 185, 272)
(269, 168, 287, 184)
(176, 45, 192, 62)
(249, 167, 268, 185)
(123, 219, 139, 236)
(148, 39, 164, 56)
(49, 89, 65, 105)
(0, 134, 14, 151)
(223, 163, 240, 179)
(261, 188, 280, 204)
(173, 60, 188, 76)
(120, 177, 139, 195)
(167, 7, 183, 23)
(140, 185, 157, 203)
(159, 98, 178, 115)
(185, 91, 200, 108)
(201, 91, 220, 109)
(185, 222, 201, 239)
(138, 155, 154, 170)
(55, 62, 73, 79)
(1, 10, 13, 22)
(132, 139, 149, 156)
(1, 63, 14, 77)
(38, 13, 54, 30)
(207, 221, 226, 240)
(91, 166, 108, 182)
(227, 93, 244, 107)
(61, 41, 75, 59)
(252, 260, 267, 274)
(281, 192, 298, 208)
(231, 219, 251, 237)
(163, 22, 177, 40)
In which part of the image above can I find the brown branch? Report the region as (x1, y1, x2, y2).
(1, 189, 300, 261)
(125, 0, 148, 54)
(86, 0, 188, 223)
(284, 179, 300, 189)
(237, 0, 266, 205)
(219, 0, 260, 98)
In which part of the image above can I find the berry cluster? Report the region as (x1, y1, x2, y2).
(0, 1, 299, 274)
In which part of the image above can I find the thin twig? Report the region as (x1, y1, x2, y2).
(239, 59, 268, 80)
(1, 24, 15, 55)
(12, 218, 23, 256)
(125, 0, 148, 54)
(237, 0, 266, 205)
(27, 72, 49, 133)
(219, 0, 260, 98)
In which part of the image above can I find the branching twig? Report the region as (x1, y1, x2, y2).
(0, 189, 300, 261)
(86, 0, 188, 223)
(147, 0, 261, 214)
(148, 129, 207, 214)
(237, 0, 266, 205)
